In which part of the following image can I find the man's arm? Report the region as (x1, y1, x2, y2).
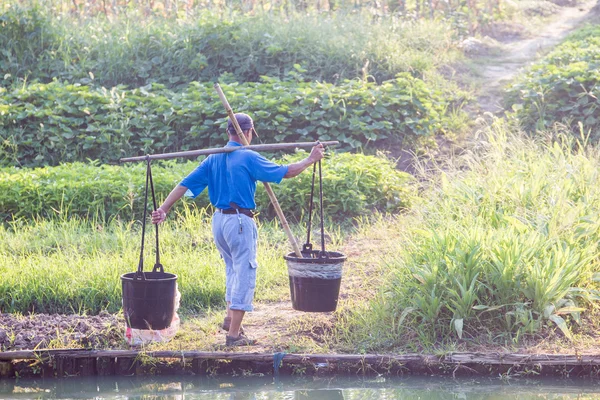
(151, 184, 188, 224)
(284, 143, 325, 178)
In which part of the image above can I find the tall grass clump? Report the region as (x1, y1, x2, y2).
(338, 121, 600, 352)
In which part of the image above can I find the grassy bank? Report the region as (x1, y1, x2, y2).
(334, 121, 600, 353)
(3, 0, 599, 356)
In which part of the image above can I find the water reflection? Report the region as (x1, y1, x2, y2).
(2, 375, 600, 399)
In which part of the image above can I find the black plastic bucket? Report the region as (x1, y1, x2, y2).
(121, 272, 178, 330)
(284, 250, 346, 312)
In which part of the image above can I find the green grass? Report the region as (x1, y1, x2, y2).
(0, 207, 314, 314)
(336, 120, 600, 352)
(6, 119, 600, 354)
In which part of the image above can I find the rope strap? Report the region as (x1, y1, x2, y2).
(136, 157, 163, 279)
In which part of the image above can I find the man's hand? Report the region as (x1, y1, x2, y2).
(150, 185, 188, 223)
(151, 207, 167, 224)
(284, 143, 327, 179)
(308, 143, 325, 163)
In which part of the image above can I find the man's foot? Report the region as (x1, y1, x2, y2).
(225, 334, 257, 347)
(222, 316, 244, 334)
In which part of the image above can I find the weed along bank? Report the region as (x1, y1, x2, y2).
(3, 127, 600, 379)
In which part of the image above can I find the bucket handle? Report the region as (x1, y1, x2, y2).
(304, 158, 327, 258)
(136, 157, 163, 280)
(303, 162, 317, 254)
(147, 158, 164, 274)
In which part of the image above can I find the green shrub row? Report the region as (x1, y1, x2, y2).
(0, 76, 455, 167)
(0, 152, 414, 222)
(0, 6, 457, 88)
(507, 24, 600, 135)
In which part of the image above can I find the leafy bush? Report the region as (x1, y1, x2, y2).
(257, 151, 414, 220)
(0, 76, 455, 166)
(507, 25, 600, 135)
(0, 7, 457, 88)
(0, 153, 414, 221)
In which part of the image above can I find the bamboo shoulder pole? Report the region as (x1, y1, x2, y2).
(119, 141, 339, 163)
(214, 83, 303, 258)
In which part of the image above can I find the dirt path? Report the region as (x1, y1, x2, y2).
(477, 0, 598, 114)
(204, 223, 401, 353)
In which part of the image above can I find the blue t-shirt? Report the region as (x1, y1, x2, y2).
(180, 141, 288, 210)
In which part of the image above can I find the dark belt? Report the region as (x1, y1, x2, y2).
(220, 208, 255, 218)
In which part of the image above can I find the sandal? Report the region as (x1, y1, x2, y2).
(225, 334, 257, 347)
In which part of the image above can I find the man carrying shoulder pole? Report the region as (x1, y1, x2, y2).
(151, 113, 324, 347)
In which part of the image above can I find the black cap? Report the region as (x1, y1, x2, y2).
(227, 113, 257, 136)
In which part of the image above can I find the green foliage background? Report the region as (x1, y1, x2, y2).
(340, 123, 600, 351)
(0, 7, 456, 88)
(0, 76, 457, 167)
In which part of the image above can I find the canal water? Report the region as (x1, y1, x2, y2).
(2, 375, 600, 399)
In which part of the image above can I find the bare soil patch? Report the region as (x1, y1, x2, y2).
(0, 312, 123, 351)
